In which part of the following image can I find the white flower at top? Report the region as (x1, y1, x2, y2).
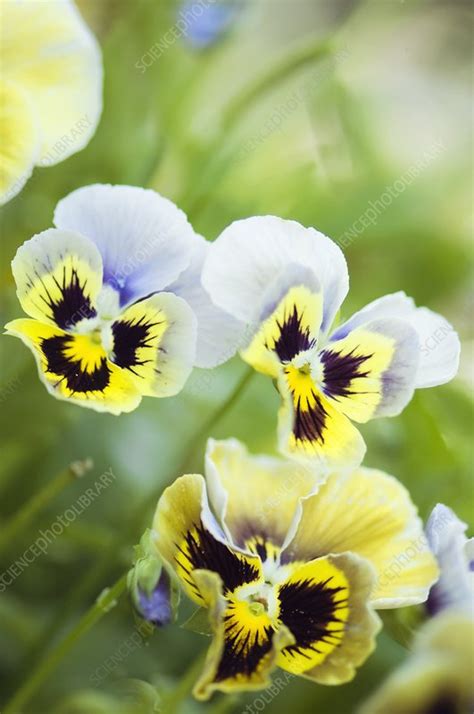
(0, 0, 103, 205)
(5, 184, 238, 414)
(202, 216, 461, 469)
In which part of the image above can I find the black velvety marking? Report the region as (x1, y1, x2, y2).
(320, 347, 372, 399)
(111, 316, 163, 376)
(34, 266, 96, 329)
(215, 612, 274, 682)
(285, 370, 327, 446)
(42, 335, 110, 393)
(278, 576, 348, 658)
(272, 306, 316, 362)
(175, 523, 260, 598)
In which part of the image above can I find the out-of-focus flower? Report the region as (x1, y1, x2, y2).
(128, 530, 179, 628)
(151, 438, 438, 699)
(358, 612, 474, 714)
(5, 184, 236, 413)
(202, 217, 460, 469)
(425, 503, 473, 617)
(0, 0, 103, 205)
(179, 0, 243, 50)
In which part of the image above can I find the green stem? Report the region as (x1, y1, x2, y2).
(0, 459, 92, 554)
(161, 650, 207, 714)
(221, 38, 333, 133)
(175, 365, 255, 479)
(15, 367, 255, 696)
(178, 37, 333, 216)
(3, 574, 127, 714)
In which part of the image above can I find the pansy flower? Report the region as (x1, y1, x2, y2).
(5, 184, 238, 413)
(152, 438, 438, 699)
(358, 612, 474, 714)
(425, 503, 473, 617)
(0, 0, 102, 204)
(201, 216, 461, 468)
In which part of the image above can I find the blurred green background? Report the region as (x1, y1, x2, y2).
(0, 1, 472, 712)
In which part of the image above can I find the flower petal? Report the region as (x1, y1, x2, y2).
(2, 0, 102, 164)
(282, 467, 439, 608)
(192, 569, 293, 701)
(152, 474, 263, 606)
(358, 612, 474, 714)
(241, 284, 323, 378)
(54, 185, 196, 307)
(111, 292, 197, 398)
(202, 216, 348, 332)
(277, 553, 381, 684)
(277, 368, 367, 469)
(425, 504, 473, 616)
(11, 228, 103, 329)
(0, 80, 39, 205)
(168, 235, 244, 368)
(330, 292, 416, 340)
(5, 318, 141, 414)
(204, 438, 321, 552)
(323, 318, 420, 421)
(332, 292, 460, 389)
(406, 307, 460, 388)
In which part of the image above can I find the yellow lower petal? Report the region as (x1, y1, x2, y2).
(277, 553, 380, 684)
(5, 318, 141, 414)
(278, 367, 367, 469)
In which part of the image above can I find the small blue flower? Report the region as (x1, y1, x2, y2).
(137, 571, 173, 627)
(179, 1, 243, 49)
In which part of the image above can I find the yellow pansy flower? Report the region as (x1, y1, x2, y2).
(152, 438, 438, 700)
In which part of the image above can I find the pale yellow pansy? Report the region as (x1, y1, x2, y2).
(0, 0, 102, 204)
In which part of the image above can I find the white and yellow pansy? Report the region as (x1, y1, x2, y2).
(202, 216, 461, 468)
(358, 612, 474, 714)
(152, 438, 438, 700)
(0, 0, 103, 205)
(5, 184, 238, 413)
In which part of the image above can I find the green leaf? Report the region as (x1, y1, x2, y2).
(181, 607, 213, 636)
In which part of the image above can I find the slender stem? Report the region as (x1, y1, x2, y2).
(14, 367, 255, 694)
(179, 37, 333, 215)
(221, 38, 332, 133)
(3, 574, 127, 714)
(161, 650, 207, 714)
(0, 459, 93, 554)
(175, 366, 255, 479)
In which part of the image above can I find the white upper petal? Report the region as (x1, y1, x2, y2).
(201, 216, 348, 333)
(331, 292, 460, 388)
(425, 504, 473, 615)
(54, 185, 197, 307)
(405, 307, 460, 388)
(169, 235, 245, 368)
